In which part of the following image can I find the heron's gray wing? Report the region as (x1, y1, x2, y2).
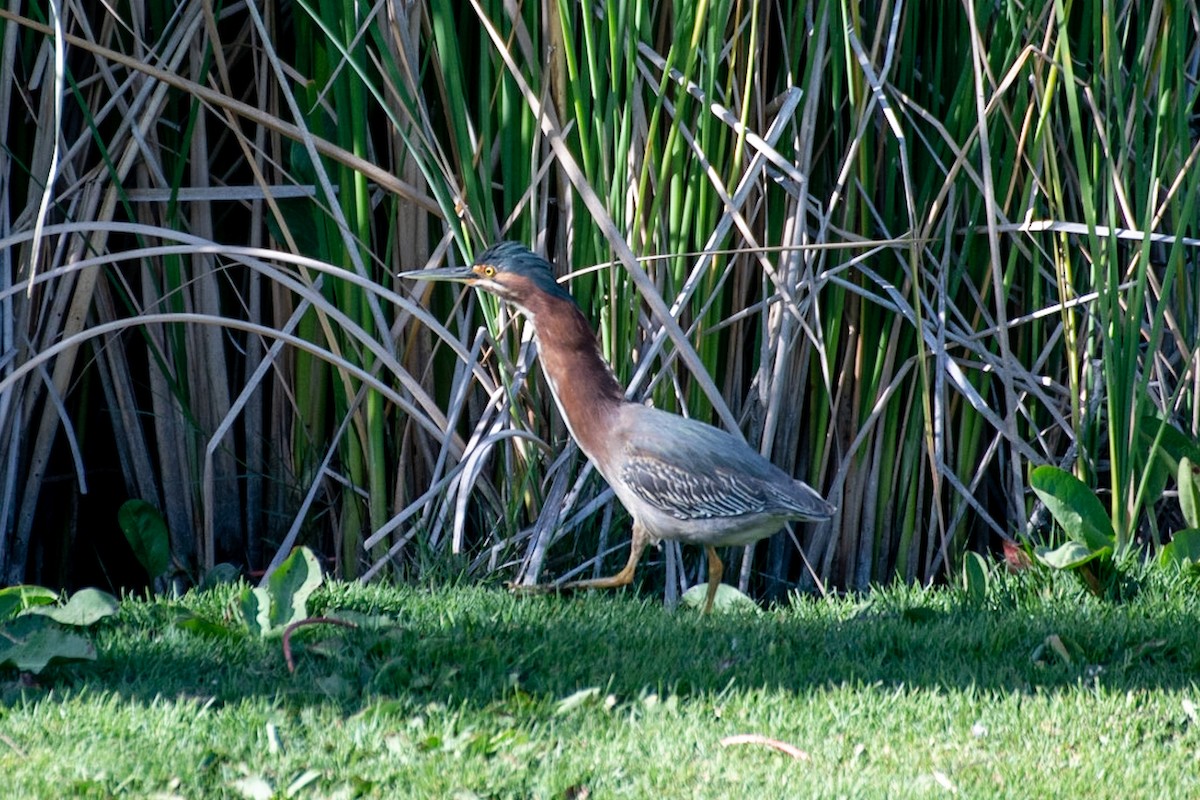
(618, 407, 833, 520)
(620, 456, 779, 520)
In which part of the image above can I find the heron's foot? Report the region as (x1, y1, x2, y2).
(505, 566, 637, 598)
(558, 568, 637, 592)
(507, 527, 647, 600)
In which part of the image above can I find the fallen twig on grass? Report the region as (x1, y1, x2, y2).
(281, 617, 358, 673)
(719, 733, 810, 760)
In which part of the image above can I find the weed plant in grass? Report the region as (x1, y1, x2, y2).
(2, 573, 1200, 797)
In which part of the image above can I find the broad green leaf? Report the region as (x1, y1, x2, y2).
(25, 588, 119, 627)
(1134, 417, 1200, 511)
(1179, 458, 1200, 529)
(265, 547, 323, 631)
(1034, 541, 1110, 570)
(0, 585, 58, 622)
(1138, 413, 1200, 475)
(1030, 466, 1115, 551)
(962, 551, 990, 604)
(239, 547, 323, 636)
(239, 586, 271, 637)
(681, 582, 761, 613)
(1159, 529, 1200, 570)
(117, 499, 171, 579)
(0, 615, 96, 673)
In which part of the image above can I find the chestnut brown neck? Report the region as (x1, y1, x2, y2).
(520, 291, 626, 465)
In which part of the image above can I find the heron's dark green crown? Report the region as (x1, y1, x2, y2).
(475, 242, 574, 304)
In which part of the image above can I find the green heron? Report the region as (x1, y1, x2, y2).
(404, 241, 834, 612)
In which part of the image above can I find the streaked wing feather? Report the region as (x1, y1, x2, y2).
(621, 455, 775, 520)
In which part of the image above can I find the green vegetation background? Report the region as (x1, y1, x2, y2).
(1, 0, 1198, 643)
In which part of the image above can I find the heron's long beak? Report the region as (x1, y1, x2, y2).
(398, 265, 477, 283)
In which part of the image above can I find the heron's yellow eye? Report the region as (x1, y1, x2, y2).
(479, 264, 496, 278)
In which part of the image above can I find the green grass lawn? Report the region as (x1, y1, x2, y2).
(2, 573, 1199, 798)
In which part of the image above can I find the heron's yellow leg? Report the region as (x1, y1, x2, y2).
(509, 523, 650, 594)
(559, 523, 650, 590)
(703, 545, 723, 614)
